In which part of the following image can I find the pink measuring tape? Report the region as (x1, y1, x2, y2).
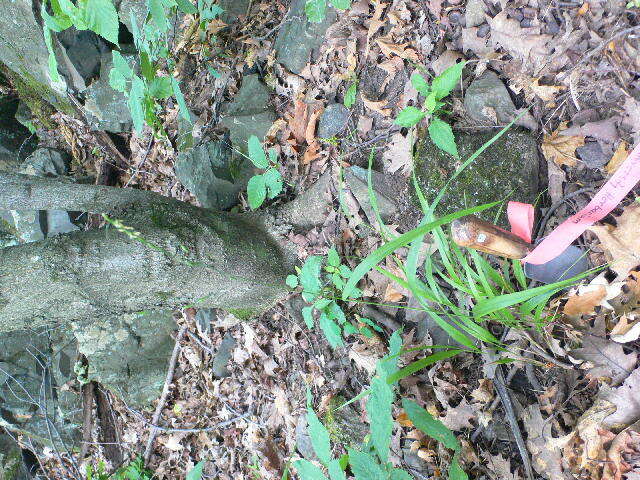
(505, 141, 640, 265)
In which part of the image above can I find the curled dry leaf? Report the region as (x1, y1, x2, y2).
(362, 96, 392, 117)
(600, 368, 640, 432)
(574, 399, 617, 475)
(588, 204, 640, 279)
(376, 36, 419, 62)
(563, 286, 607, 316)
(602, 420, 640, 480)
(610, 315, 640, 344)
(384, 131, 415, 175)
(605, 142, 630, 175)
(541, 122, 585, 167)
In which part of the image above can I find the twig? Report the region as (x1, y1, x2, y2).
(185, 329, 214, 355)
(143, 325, 187, 465)
(80, 381, 95, 459)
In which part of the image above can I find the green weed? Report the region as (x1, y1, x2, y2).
(305, 0, 351, 22)
(343, 81, 357, 108)
(86, 457, 204, 479)
(246, 135, 283, 210)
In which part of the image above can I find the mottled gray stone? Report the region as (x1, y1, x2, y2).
(465, 0, 487, 27)
(219, 0, 251, 23)
(0, 434, 26, 480)
(175, 139, 253, 210)
(72, 310, 178, 408)
(57, 28, 105, 83)
(464, 71, 536, 130)
(274, 0, 337, 74)
(211, 332, 235, 378)
(344, 166, 398, 222)
(0, 97, 36, 173)
(415, 129, 539, 226)
(576, 142, 607, 168)
(317, 103, 350, 138)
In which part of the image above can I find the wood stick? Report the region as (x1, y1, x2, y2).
(451, 215, 533, 259)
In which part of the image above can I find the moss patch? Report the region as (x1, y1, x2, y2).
(414, 128, 540, 226)
(323, 396, 368, 447)
(228, 308, 257, 321)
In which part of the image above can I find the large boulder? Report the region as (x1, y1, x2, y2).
(0, 96, 36, 172)
(274, 0, 336, 74)
(414, 129, 539, 225)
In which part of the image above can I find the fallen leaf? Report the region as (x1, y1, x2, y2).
(574, 399, 617, 474)
(623, 97, 640, 143)
(289, 99, 309, 145)
(482, 452, 523, 480)
(542, 122, 585, 167)
(564, 273, 624, 316)
(600, 368, 640, 431)
(470, 378, 494, 404)
(605, 141, 630, 175)
(362, 96, 392, 117)
(561, 117, 620, 144)
(376, 37, 419, 61)
(302, 142, 321, 165)
(383, 131, 414, 175)
(529, 78, 566, 103)
(602, 420, 640, 480)
(588, 204, 640, 279)
(440, 400, 476, 431)
(611, 315, 640, 343)
(383, 283, 405, 302)
(357, 116, 373, 136)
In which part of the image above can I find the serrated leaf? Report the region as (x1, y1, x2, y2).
(319, 313, 343, 348)
(300, 256, 323, 300)
(314, 298, 331, 310)
(286, 274, 299, 288)
(348, 449, 386, 480)
(327, 248, 340, 267)
(344, 82, 357, 108)
(307, 409, 331, 466)
(330, 0, 350, 10)
(378, 329, 403, 379)
(171, 77, 191, 122)
(302, 306, 314, 329)
(41, 3, 72, 32)
(425, 92, 437, 113)
(83, 0, 119, 44)
(431, 61, 465, 100)
(411, 72, 430, 96)
(175, 0, 197, 13)
(263, 168, 283, 199)
(148, 76, 173, 99)
(390, 469, 413, 480)
(428, 117, 458, 157)
(294, 459, 329, 480)
(305, 0, 327, 22)
(367, 377, 394, 462)
(395, 106, 426, 127)
(186, 461, 205, 480)
(147, 0, 169, 32)
(327, 460, 346, 480)
(248, 135, 268, 168)
(449, 453, 468, 480)
(326, 301, 345, 325)
(140, 52, 156, 82)
(402, 398, 460, 451)
(128, 76, 146, 133)
(247, 174, 267, 209)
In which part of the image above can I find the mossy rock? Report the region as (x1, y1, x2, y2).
(323, 396, 368, 447)
(0, 436, 23, 480)
(414, 128, 539, 226)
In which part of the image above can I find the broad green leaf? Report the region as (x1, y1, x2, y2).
(130, 11, 143, 49)
(186, 461, 205, 480)
(327, 460, 346, 480)
(175, 0, 198, 13)
(449, 453, 468, 480)
(286, 275, 299, 288)
(326, 301, 345, 325)
(140, 52, 156, 82)
(330, 0, 351, 10)
(294, 459, 329, 480)
(57, 0, 80, 21)
(128, 76, 146, 133)
(247, 174, 267, 209)
(313, 298, 331, 310)
(171, 78, 191, 122)
(425, 92, 437, 113)
(83, 0, 119, 44)
(300, 256, 323, 301)
(378, 329, 402, 380)
(348, 449, 386, 480)
(327, 248, 340, 267)
(41, 4, 72, 32)
(344, 82, 357, 108)
(402, 398, 460, 451)
(248, 135, 269, 168)
(148, 0, 169, 32)
(411, 72, 430, 96)
(268, 147, 278, 165)
(263, 168, 283, 199)
(428, 117, 458, 157)
(207, 65, 221, 78)
(307, 409, 331, 466)
(109, 68, 127, 92)
(43, 26, 61, 83)
(302, 306, 314, 329)
(305, 0, 327, 22)
(148, 76, 173, 99)
(367, 377, 394, 463)
(112, 51, 133, 78)
(319, 313, 343, 348)
(387, 349, 462, 384)
(431, 61, 465, 100)
(395, 106, 426, 127)
(390, 469, 413, 480)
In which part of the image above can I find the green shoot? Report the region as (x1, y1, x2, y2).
(246, 135, 283, 209)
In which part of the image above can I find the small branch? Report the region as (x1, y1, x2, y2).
(143, 325, 188, 465)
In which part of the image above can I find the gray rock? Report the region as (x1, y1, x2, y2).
(317, 104, 350, 138)
(577, 142, 608, 168)
(211, 332, 235, 378)
(415, 129, 539, 226)
(195, 308, 216, 334)
(84, 53, 136, 133)
(175, 139, 253, 210)
(57, 28, 105, 83)
(0, 434, 26, 480)
(274, 0, 337, 74)
(219, 0, 251, 23)
(295, 415, 317, 461)
(117, 0, 148, 36)
(72, 310, 178, 408)
(0, 97, 36, 173)
(464, 71, 537, 130)
(465, 0, 487, 28)
(219, 75, 276, 149)
(344, 166, 398, 223)
(275, 171, 332, 230)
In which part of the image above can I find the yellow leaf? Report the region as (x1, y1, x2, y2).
(541, 122, 585, 167)
(530, 79, 565, 103)
(605, 141, 629, 175)
(563, 286, 607, 316)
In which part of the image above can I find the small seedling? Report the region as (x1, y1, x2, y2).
(246, 135, 283, 209)
(395, 62, 466, 157)
(305, 0, 351, 22)
(344, 80, 358, 108)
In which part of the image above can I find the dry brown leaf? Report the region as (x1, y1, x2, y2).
(470, 378, 494, 404)
(440, 400, 476, 431)
(289, 99, 309, 145)
(383, 283, 405, 302)
(610, 315, 640, 343)
(383, 131, 414, 175)
(602, 420, 640, 480)
(482, 452, 523, 480)
(376, 37, 419, 62)
(600, 368, 640, 432)
(575, 399, 617, 474)
(561, 117, 620, 144)
(302, 142, 321, 165)
(305, 105, 323, 144)
(530, 78, 566, 103)
(362, 96, 392, 117)
(541, 122, 585, 167)
(564, 286, 607, 316)
(605, 141, 630, 175)
(588, 204, 640, 279)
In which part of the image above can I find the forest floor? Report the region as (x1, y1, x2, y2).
(35, 0, 640, 479)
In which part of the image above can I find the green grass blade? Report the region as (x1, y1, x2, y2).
(386, 349, 462, 384)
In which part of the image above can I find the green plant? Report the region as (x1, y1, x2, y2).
(395, 62, 465, 157)
(246, 135, 283, 210)
(305, 0, 351, 23)
(628, 0, 640, 7)
(344, 81, 358, 108)
(86, 457, 154, 480)
(295, 336, 467, 480)
(286, 248, 382, 348)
